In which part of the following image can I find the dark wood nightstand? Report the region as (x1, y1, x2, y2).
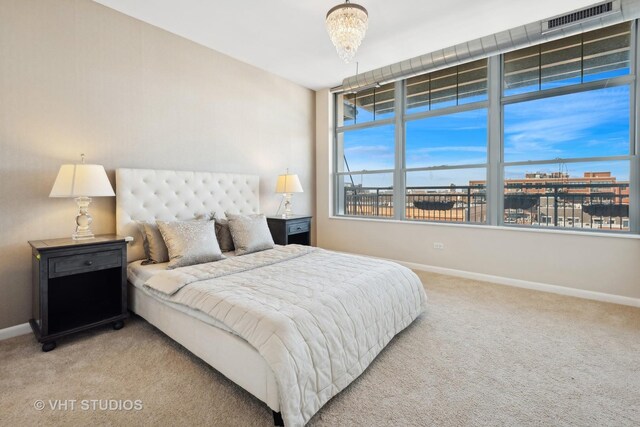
(28, 235, 128, 352)
(267, 215, 312, 246)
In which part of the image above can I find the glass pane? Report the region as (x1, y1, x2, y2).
(430, 67, 458, 110)
(405, 168, 487, 223)
(540, 34, 582, 90)
(337, 173, 394, 218)
(337, 82, 395, 126)
(504, 86, 630, 163)
(406, 74, 431, 114)
(406, 109, 487, 169)
(504, 45, 541, 96)
(458, 60, 488, 105)
(341, 124, 395, 171)
(503, 161, 630, 230)
(583, 22, 631, 82)
(503, 22, 631, 96)
(406, 59, 487, 114)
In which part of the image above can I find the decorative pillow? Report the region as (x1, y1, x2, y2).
(138, 214, 209, 263)
(213, 213, 235, 252)
(226, 213, 275, 256)
(157, 220, 224, 269)
(142, 222, 170, 263)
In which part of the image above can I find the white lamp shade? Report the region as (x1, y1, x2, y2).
(49, 164, 115, 198)
(275, 174, 303, 193)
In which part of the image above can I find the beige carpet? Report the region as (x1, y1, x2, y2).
(1, 272, 639, 426)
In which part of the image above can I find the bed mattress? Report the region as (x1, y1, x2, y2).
(127, 254, 238, 334)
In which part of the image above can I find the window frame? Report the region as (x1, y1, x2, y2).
(403, 97, 490, 224)
(334, 85, 399, 219)
(333, 20, 640, 234)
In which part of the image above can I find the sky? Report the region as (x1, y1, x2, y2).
(341, 74, 631, 189)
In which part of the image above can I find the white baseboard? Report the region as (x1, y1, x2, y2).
(0, 322, 31, 341)
(392, 259, 640, 308)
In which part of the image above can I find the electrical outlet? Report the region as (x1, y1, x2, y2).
(433, 242, 444, 250)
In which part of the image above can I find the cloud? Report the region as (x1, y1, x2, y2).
(504, 86, 629, 160)
(583, 136, 628, 148)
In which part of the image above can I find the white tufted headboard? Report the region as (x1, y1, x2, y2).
(116, 168, 260, 262)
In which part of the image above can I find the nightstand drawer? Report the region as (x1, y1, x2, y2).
(48, 250, 122, 278)
(288, 221, 310, 235)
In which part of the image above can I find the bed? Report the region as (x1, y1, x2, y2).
(116, 168, 427, 426)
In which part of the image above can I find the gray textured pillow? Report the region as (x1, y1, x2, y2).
(213, 213, 235, 252)
(157, 220, 224, 269)
(227, 213, 275, 256)
(139, 215, 209, 263)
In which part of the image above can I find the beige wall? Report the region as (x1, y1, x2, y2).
(0, 0, 315, 329)
(316, 89, 640, 300)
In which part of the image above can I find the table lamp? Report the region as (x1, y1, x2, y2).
(275, 171, 303, 218)
(49, 155, 115, 240)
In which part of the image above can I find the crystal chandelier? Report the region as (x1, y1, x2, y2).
(326, 0, 369, 63)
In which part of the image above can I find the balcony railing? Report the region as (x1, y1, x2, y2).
(343, 182, 630, 230)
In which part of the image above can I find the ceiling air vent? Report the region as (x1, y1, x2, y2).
(543, 1, 620, 32)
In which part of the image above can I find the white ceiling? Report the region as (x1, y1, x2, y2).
(93, 0, 598, 90)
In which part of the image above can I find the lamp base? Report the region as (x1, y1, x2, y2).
(281, 193, 293, 218)
(72, 196, 95, 240)
(72, 230, 95, 240)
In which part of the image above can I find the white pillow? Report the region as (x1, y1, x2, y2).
(157, 220, 224, 269)
(226, 213, 275, 256)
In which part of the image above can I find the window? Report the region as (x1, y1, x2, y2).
(502, 22, 632, 231)
(341, 125, 395, 171)
(503, 22, 631, 95)
(333, 21, 637, 233)
(503, 87, 630, 163)
(336, 82, 395, 127)
(406, 168, 487, 223)
(406, 109, 488, 168)
(405, 107, 488, 224)
(335, 85, 396, 218)
(406, 59, 488, 113)
(503, 161, 630, 230)
(338, 172, 395, 218)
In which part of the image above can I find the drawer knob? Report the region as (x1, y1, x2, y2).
(296, 227, 302, 230)
(85, 260, 93, 266)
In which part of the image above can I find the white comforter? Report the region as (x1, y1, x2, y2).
(144, 245, 427, 426)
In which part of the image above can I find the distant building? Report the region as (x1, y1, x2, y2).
(470, 172, 629, 229)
